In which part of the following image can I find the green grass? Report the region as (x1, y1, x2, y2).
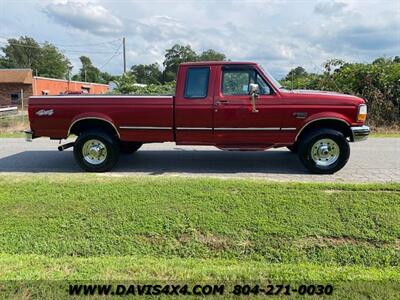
(0, 114, 28, 138)
(370, 132, 400, 138)
(0, 176, 399, 298)
(0, 132, 25, 138)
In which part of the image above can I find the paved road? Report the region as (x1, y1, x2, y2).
(0, 138, 399, 182)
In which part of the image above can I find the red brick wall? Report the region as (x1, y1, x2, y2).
(33, 77, 109, 95)
(0, 83, 33, 107)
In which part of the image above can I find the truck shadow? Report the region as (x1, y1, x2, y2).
(0, 149, 308, 175)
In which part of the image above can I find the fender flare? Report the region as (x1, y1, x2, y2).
(68, 114, 120, 138)
(295, 116, 350, 142)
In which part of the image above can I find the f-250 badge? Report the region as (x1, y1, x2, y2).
(36, 109, 54, 116)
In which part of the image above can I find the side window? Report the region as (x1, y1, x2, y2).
(222, 70, 253, 95)
(222, 68, 272, 95)
(184, 67, 209, 99)
(256, 73, 271, 95)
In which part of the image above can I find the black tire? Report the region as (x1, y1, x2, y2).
(287, 144, 298, 153)
(73, 130, 120, 172)
(120, 142, 143, 154)
(298, 128, 350, 174)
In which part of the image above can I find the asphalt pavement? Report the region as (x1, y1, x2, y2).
(0, 138, 399, 182)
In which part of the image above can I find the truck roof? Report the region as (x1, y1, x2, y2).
(180, 61, 257, 66)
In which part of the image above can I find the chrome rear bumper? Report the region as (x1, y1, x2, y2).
(24, 130, 33, 142)
(351, 125, 370, 142)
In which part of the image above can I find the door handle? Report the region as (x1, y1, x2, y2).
(216, 100, 229, 105)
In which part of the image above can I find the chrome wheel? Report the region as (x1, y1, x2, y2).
(311, 138, 340, 166)
(82, 139, 107, 165)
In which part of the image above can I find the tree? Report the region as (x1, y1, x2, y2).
(284, 66, 308, 81)
(72, 56, 114, 84)
(198, 49, 226, 61)
(99, 71, 115, 84)
(74, 56, 101, 83)
(162, 44, 197, 82)
(114, 73, 137, 94)
(37, 43, 70, 78)
(0, 36, 70, 79)
(279, 57, 400, 127)
(0, 36, 41, 69)
(131, 63, 162, 84)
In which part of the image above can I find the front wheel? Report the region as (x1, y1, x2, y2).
(74, 130, 120, 172)
(298, 128, 350, 174)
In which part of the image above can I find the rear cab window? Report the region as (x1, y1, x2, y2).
(184, 67, 210, 99)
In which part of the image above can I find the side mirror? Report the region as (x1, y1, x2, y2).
(249, 83, 259, 113)
(249, 83, 259, 95)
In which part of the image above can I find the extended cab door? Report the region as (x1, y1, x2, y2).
(213, 65, 283, 146)
(174, 65, 215, 144)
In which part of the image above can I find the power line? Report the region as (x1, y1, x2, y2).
(98, 44, 123, 70)
(50, 38, 122, 48)
(0, 37, 125, 73)
(0, 40, 122, 54)
(0, 36, 121, 49)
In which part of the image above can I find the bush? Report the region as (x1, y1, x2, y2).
(113, 73, 175, 95)
(281, 57, 400, 127)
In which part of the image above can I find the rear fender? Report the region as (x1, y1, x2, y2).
(68, 113, 120, 138)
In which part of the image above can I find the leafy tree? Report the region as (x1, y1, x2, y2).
(162, 44, 197, 82)
(284, 66, 308, 80)
(75, 56, 101, 83)
(37, 43, 70, 78)
(0, 36, 70, 79)
(113, 73, 137, 94)
(131, 63, 162, 84)
(198, 49, 226, 61)
(71, 56, 113, 84)
(113, 73, 174, 95)
(99, 71, 115, 84)
(280, 57, 400, 127)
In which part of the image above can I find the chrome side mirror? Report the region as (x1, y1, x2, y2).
(249, 83, 259, 95)
(249, 83, 259, 113)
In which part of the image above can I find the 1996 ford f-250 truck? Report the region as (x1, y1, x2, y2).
(26, 61, 370, 173)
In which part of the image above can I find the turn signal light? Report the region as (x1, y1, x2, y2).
(357, 104, 367, 122)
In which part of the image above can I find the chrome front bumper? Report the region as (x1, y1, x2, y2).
(351, 125, 370, 142)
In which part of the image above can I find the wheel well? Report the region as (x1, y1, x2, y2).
(296, 119, 352, 143)
(69, 118, 119, 138)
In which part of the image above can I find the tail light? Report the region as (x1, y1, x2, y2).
(357, 104, 367, 122)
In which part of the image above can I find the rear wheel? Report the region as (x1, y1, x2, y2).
(298, 128, 350, 174)
(120, 142, 143, 154)
(74, 130, 120, 172)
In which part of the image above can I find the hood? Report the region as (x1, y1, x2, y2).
(280, 89, 365, 105)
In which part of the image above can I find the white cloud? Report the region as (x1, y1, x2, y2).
(45, 1, 123, 35)
(314, 1, 347, 16)
(1, 0, 398, 78)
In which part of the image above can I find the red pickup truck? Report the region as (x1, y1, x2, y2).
(26, 61, 370, 174)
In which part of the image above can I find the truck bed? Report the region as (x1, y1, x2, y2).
(28, 95, 175, 142)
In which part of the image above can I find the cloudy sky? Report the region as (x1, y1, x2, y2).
(0, 0, 399, 78)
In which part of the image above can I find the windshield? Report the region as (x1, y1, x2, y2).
(259, 64, 283, 89)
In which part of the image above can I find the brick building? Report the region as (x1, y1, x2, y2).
(0, 69, 109, 107)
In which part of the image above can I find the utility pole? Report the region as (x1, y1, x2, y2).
(123, 37, 126, 74)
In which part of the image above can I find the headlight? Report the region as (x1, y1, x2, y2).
(357, 104, 367, 122)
